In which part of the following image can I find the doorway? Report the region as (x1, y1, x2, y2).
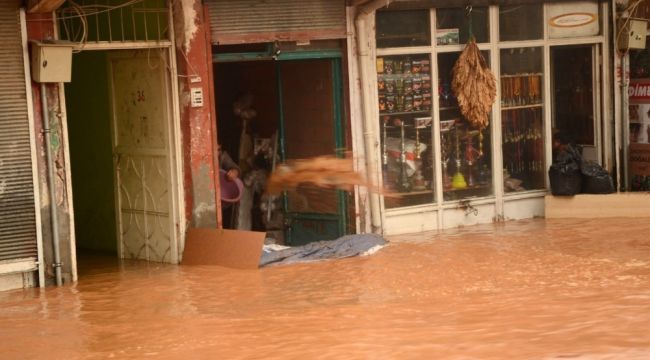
(214, 56, 347, 246)
(65, 49, 181, 270)
(551, 45, 601, 163)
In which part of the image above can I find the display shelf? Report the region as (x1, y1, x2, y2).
(501, 103, 543, 111)
(378, 53, 435, 209)
(380, 110, 431, 117)
(393, 190, 433, 196)
(500, 72, 543, 78)
(445, 184, 490, 192)
(378, 73, 431, 79)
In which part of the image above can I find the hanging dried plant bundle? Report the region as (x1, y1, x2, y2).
(451, 39, 497, 129)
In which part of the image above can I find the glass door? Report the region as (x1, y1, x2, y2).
(551, 45, 599, 162)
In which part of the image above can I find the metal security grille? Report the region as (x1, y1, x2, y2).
(0, 1, 38, 261)
(206, 0, 346, 44)
(57, 0, 170, 44)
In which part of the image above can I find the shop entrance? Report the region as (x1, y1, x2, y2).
(551, 45, 601, 163)
(65, 49, 181, 270)
(214, 55, 346, 246)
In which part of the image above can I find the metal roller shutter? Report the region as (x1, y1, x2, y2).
(0, 1, 38, 262)
(205, 0, 346, 45)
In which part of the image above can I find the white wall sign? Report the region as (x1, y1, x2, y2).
(547, 1, 599, 39)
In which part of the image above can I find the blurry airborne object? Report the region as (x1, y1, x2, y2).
(266, 156, 389, 196)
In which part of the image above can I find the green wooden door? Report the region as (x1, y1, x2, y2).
(277, 58, 347, 246)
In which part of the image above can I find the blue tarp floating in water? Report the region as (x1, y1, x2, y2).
(259, 234, 387, 267)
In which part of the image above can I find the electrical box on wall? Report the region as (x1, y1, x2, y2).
(30, 41, 75, 83)
(618, 18, 648, 50)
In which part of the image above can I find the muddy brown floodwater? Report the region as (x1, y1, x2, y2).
(2, 218, 650, 360)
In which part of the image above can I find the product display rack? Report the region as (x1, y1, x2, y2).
(437, 52, 493, 201)
(377, 54, 435, 207)
(438, 112, 493, 201)
(500, 69, 545, 192)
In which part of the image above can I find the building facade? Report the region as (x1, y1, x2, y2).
(0, 0, 641, 290)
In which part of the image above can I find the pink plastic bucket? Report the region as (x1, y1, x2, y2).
(219, 169, 244, 205)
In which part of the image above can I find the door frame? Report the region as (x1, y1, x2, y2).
(61, 44, 185, 267)
(549, 43, 603, 164)
(55, 1, 185, 279)
(213, 48, 349, 244)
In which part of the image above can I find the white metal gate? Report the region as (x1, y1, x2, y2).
(108, 50, 178, 263)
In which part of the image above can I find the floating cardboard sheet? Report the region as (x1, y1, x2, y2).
(182, 228, 265, 269)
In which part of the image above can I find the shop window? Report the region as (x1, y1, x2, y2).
(630, 38, 650, 79)
(500, 47, 545, 193)
(377, 54, 435, 208)
(376, 10, 431, 48)
(438, 52, 493, 201)
(436, 7, 489, 45)
(499, 4, 543, 42)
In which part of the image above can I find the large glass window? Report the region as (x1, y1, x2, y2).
(374, 3, 606, 209)
(436, 7, 489, 45)
(377, 10, 431, 48)
(499, 4, 543, 41)
(500, 47, 545, 193)
(377, 54, 434, 208)
(438, 52, 493, 201)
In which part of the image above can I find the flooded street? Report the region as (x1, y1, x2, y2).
(2, 218, 650, 360)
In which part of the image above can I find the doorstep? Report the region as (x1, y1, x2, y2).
(545, 193, 650, 219)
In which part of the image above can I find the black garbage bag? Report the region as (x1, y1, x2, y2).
(548, 145, 582, 196)
(549, 162, 582, 196)
(580, 160, 615, 194)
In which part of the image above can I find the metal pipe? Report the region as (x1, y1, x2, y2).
(621, 56, 629, 191)
(40, 83, 63, 286)
(355, 0, 393, 234)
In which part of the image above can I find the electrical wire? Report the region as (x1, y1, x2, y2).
(616, 0, 645, 55)
(60, 0, 87, 52)
(28, 0, 146, 21)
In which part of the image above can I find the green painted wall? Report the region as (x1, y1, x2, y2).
(65, 51, 117, 254)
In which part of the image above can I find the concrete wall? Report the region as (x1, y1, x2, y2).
(173, 0, 221, 231)
(64, 51, 117, 254)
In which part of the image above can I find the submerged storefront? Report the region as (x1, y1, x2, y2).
(205, 0, 353, 245)
(351, 0, 613, 234)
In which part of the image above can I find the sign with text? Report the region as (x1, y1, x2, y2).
(547, 1, 599, 38)
(630, 143, 650, 190)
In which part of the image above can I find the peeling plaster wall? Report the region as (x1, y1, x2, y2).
(36, 84, 73, 285)
(172, 0, 220, 229)
(180, 0, 198, 53)
(26, 13, 74, 285)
